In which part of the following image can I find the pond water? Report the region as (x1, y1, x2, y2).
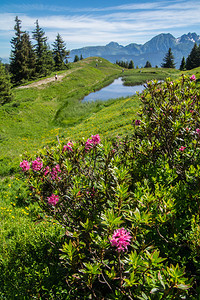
(82, 77, 145, 102)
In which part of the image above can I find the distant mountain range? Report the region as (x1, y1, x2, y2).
(70, 32, 200, 68)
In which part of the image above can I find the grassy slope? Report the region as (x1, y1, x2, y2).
(0, 58, 121, 175)
(0, 58, 182, 176)
(1, 61, 200, 298)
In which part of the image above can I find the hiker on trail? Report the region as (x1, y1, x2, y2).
(55, 74, 58, 80)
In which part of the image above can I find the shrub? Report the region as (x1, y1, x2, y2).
(20, 118, 198, 298)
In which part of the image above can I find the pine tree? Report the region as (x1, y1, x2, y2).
(10, 17, 36, 83)
(128, 60, 134, 69)
(20, 32, 36, 80)
(32, 20, 54, 76)
(74, 55, 79, 63)
(161, 48, 176, 68)
(179, 56, 186, 71)
(52, 33, 69, 70)
(10, 16, 24, 83)
(80, 54, 83, 60)
(144, 61, 152, 68)
(0, 61, 13, 105)
(186, 43, 200, 70)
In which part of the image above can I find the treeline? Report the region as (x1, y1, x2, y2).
(116, 44, 200, 71)
(180, 43, 200, 70)
(9, 16, 70, 84)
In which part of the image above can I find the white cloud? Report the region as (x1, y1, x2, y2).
(0, 0, 199, 56)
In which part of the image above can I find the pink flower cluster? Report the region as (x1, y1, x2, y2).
(47, 194, 59, 206)
(20, 160, 30, 172)
(63, 141, 73, 152)
(31, 157, 43, 171)
(190, 75, 196, 81)
(20, 158, 43, 172)
(85, 134, 101, 150)
(179, 146, 186, 151)
(110, 228, 132, 252)
(50, 164, 61, 180)
(196, 128, 200, 135)
(44, 166, 50, 176)
(135, 119, 141, 125)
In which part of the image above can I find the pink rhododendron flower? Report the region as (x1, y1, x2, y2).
(179, 146, 186, 151)
(135, 119, 141, 125)
(85, 134, 101, 150)
(44, 166, 50, 176)
(50, 164, 61, 180)
(31, 157, 43, 171)
(190, 75, 196, 81)
(20, 160, 30, 172)
(196, 128, 200, 135)
(91, 134, 101, 145)
(110, 228, 132, 252)
(47, 194, 59, 206)
(63, 142, 73, 152)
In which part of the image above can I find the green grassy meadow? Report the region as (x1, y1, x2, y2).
(2, 57, 200, 298)
(0, 57, 181, 176)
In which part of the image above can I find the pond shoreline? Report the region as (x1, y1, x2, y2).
(82, 77, 145, 102)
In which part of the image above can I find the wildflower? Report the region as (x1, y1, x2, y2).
(190, 75, 196, 81)
(47, 194, 59, 206)
(20, 160, 30, 172)
(196, 128, 200, 135)
(63, 141, 73, 152)
(91, 134, 101, 145)
(85, 134, 101, 150)
(179, 146, 186, 151)
(110, 228, 132, 252)
(50, 164, 61, 180)
(135, 119, 141, 125)
(44, 166, 50, 176)
(31, 157, 43, 171)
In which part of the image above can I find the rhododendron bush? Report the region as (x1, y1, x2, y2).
(20, 76, 200, 298)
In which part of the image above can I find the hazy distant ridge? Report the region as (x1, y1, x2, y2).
(70, 32, 200, 67)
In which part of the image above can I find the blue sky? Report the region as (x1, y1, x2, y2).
(0, 0, 200, 60)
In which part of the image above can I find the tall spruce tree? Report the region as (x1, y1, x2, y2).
(20, 32, 36, 80)
(144, 61, 152, 68)
(128, 60, 134, 69)
(10, 17, 36, 84)
(180, 56, 186, 71)
(161, 48, 176, 68)
(186, 43, 200, 70)
(32, 20, 54, 76)
(0, 61, 13, 105)
(52, 33, 69, 70)
(10, 16, 24, 83)
(74, 55, 79, 63)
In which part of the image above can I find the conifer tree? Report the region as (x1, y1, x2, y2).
(161, 48, 176, 68)
(32, 20, 54, 76)
(10, 16, 24, 83)
(52, 33, 69, 70)
(144, 61, 152, 68)
(10, 17, 36, 83)
(74, 55, 79, 63)
(80, 54, 83, 60)
(20, 32, 36, 80)
(179, 56, 186, 71)
(0, 61, 13, 105)
(186, 43, 200, 70)
(128, 60, 134, 69)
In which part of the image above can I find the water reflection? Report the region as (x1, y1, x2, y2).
(82, 77, 145, 102)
